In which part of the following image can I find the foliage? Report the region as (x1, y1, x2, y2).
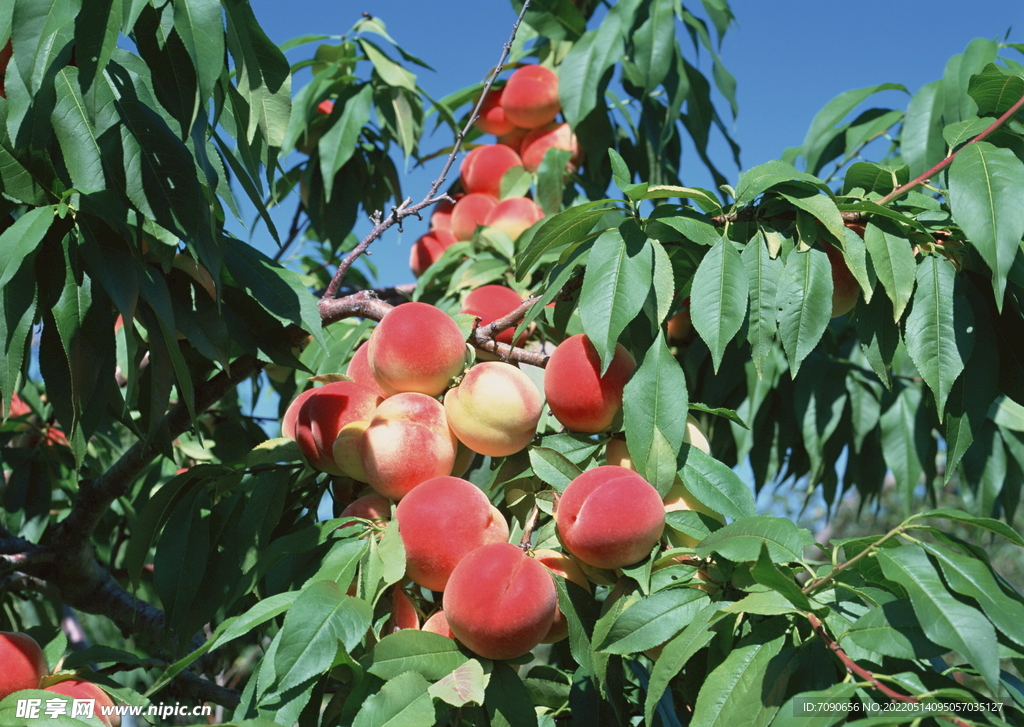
(2, 0, 1024, 725)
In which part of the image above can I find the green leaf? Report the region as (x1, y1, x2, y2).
(773, 684, 860, 727)
(750, 543, 812, 611)
(696, 515, 816, 563)
(273, 580, 372, 693)
(678, 447, 756, 520)
(910, 508, 1024, 546)
(622, 334, 689, 494)
(485, 661, 538, 727)
(879, 385, 928, 513)
(352, 671, 435, 727)
(599, 588, 709, 654)
(863, 218, 916, 322)
(154, 488, 210, 635)
(515, 200, 614, 279)
(734, 160, 828, 205)
(742, 231, 781, 379)
(778, 185, 846, 245)
(690, 237, 747, 372)
(512, 0, 585, 41)
(10, 0, 80, 95)
(948, 141, 1024, 309)
(319, 84, 374, 200)
(579, 220, 652, 372)
(846, 599, 946, 660)
(529, 445, 583, 493)
(52, 66, 105, 192)
(877, 545, 1000, 692)
(173, 0, 224, 103)
(358, 38, 416, 91)
(428, 659, 488, 707)
(842, 161, 909, 196)
(967, 62, 1024, 116)
(73, 0, 120, 92)
(369, 631, 469, 682)
(630, 0, 675, 95)
(776, 247, 832, 377)
(0, 206, 52, 290)
(900, 79, 945, 178)
(903, 256, 973, 419)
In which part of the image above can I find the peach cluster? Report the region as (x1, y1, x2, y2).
(409, 64, 584, 276)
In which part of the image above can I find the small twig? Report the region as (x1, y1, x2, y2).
(802, 524, 905, 595)
(320, 0, 532, 302)
(519, 504, 541, 550)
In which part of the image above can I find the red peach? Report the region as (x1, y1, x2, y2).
(520, 122, 583, 173)
(395, 475, 510, 591)
(544, 334, 636, 433)
(0, 41, 11, 100)
(497, 127, 530, 155)
(444, 362, 542, 457)
(332, 421, 372, 481)
(460, 145, 523, 198)
(281, 387, 319, 441)
(449, 192, 499, 241)
(44, 679, 120, 727)
(386, 585, 421, 634)
(360, 393, 459, 500)
(367, 302, 468, 397)
(293, 382, 383, 475)
(0, 631, 47, 699)
(473, 88, 516, 136)
(443, 542, 556, 660)
(430, 194, 463, 231)
(824, 227, 862, 317)
(459, 285, 530, 346)
(501, 65, 561, 129)
(410, 229, 458, 277)
(339, 493, 391, 527)
(346, 344, 389, 399)
(666, 296, 694, 346)
(556, 465, 666, 569)
(422, 610, 455, 639)
(483, 197, 545, 241)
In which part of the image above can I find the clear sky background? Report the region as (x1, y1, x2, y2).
(243, 0, 1024, 288)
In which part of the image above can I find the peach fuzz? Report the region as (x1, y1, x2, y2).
(422, 610, 455, 639)
(483, 197, 545, 241)
(444, 362, 542, 457)
(367, 302, 467, 397)
(410, 229, 458, 277)
(555, 465, 666, 570)
(346, 344, 389, 399)
(501, 65, 561, 129)
(544, 334, 636, 433)
(0, 631, 47, 699)
(360, 393, 458, 500)
(332, 420, 371, 481)
(460, 145, 523, 198)
(497, 127, 530, 155)
(292, 382, 383, 475)
(430, 194, 462, 231)
(532, 549, 591, 644)
(395, 476, 509, 591)
(450, 192, 498, 242)
(460, 285, 530, 346)
(443, 542, 556, 660)
(474, 87, 517, 136)
(386, 585, 420, 634)
(44, 679, 120, 727)
(520, 122, 583, 173)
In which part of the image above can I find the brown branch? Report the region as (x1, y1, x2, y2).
(519, 503, 541, 550)
(806, 613, 973, 727)
(320, 0, 533, 302)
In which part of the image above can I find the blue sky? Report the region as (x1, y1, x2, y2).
(243, 0, 1023, 287)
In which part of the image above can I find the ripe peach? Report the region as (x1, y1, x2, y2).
(520, 122, 583, 173)
(430, 194, 463, 231)
(532, 549, 591, 643)
(460, 145, 523, 198)
(443, 542, 556, 660)
(663, 477, 726, 548)
(444, 362, 542, 457)
(449, 192, 499, 241)
(386, 585, 421, 634)
(395, 475, 510, 591)
(460, 285, 531, 346)
(360, 393, 459, 500)
(556, 466, 666, 569)
(483, 197, 545, 240)
(410, 229, 458, 277)
(497, 127, 530, 155)
(339, 493, 391, 529)
(422, 609, 455, 639)
(346, 344, 389, 399)
(332, 420, 371, 481)
(292, 382, 383, 475)
(282, 387, 319, 441)
(825, 227, 862, 318)
(666, 296, 694, 346)
(367, 302, 468, 397)
(0, 631, 47, 699)
(544, 334, 636, 433)
(473, 87, 516, 136)
(44, 679, 120, 727)
(501, 65, 561, 129)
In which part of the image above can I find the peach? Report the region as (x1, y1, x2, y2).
(520, 122, 583, 173)
(483, 197, 545, 240)
(281, 387, 319, 441)
(292, 382, 383, 475)
(449, 192, 499, 241)
(666, 296, 694, 345)
(0, 41, 11, 100)
(531, 549, 591, 644)
(501, 65, 561, 129)
(443, 542, 556, 660)
(339, 493, 391, 528)
(825, 226, 863, 318)
(460, 145, 524, 198)
(459, 285, 530, 346)
(360, 393, 459, 500)
(555, 466, 666, 569)
(332, 420, 371, 481)
(422, 609, 455, 639)
(346, 344, 389, 399)
(410, 229, 458, 277)
(497, 127, 530, 155)
(544, 334, 636, 433)
(474, 88, 516, 136)
(367, 302, 468, 396)
(44, 679, 120, 727)
(605, 417, 709, 470)
(444, 362, 542, 457)
(0, 631, 47, 699)
(386, 585, 420, 634)
(395, 475, 510, 591)
(663, 478, 726, 548)
(430, 194, 463, 231)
